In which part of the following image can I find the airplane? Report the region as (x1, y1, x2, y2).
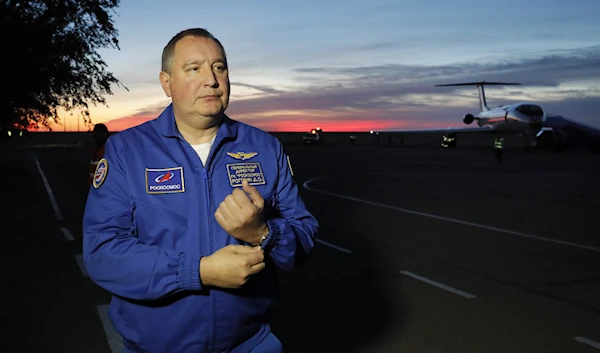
(386, 81, 600, 152)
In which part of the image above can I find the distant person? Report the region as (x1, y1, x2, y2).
(82, 28, 318, 353)
(88, 123, 109, 186)
(494, 135, 504, 162)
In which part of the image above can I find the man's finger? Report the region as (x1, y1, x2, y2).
(214, 208, 226, 227)
(242, 179, 264, 208)
(223, 194, 242, 214)
(232, 187, 253, 208)
(249, 262, 266, 275)
(231, 245, 262, 254)
(243, 250, 265, 265)
(222, 196, 241, 218)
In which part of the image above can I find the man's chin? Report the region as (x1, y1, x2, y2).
(194, 103, 226, 117)
(193, 110, 225, 122)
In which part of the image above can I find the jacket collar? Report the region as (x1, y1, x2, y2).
(154, 103, 237, 141)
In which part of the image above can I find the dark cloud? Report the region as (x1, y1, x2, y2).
(231, 82, 284, 94)
(293, 45, 600, 87)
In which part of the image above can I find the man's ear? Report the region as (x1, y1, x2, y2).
(159, 71, 172, 97)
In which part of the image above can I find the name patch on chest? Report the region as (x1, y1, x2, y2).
(226, 163, 266, 187)
(146, 167, 185, 194)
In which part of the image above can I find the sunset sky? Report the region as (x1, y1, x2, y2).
(52, 0, 600, 132)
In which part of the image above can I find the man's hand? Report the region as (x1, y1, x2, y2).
(214, 179, 269, 245)
(200, 245, 265, 288)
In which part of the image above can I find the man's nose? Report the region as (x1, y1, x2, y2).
(201, 68, 217, 87)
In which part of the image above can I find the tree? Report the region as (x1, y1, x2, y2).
(0, 0, 127, 131)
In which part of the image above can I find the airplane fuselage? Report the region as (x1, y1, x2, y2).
(473, 102, 546, 133)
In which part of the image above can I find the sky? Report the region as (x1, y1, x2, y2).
(52, 0, 600, 132)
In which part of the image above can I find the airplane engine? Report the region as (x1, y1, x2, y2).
(463, 114, 474, 124)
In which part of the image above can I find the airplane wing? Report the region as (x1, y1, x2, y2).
(388, 125, 494, 134)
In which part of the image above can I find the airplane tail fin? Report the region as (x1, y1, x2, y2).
(435, 81, 521, 112)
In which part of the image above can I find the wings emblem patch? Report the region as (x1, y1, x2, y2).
(226, 151, 259, 161)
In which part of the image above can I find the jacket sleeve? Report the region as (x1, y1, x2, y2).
(82, 136, 202, 301)
(262, 141, 318, 271)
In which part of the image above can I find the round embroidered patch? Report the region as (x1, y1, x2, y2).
(93, 158, 109, 189)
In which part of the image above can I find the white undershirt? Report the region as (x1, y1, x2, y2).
(191, 135, 216, 166)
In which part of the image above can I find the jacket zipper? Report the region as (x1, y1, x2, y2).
(181, 135, 217, 352)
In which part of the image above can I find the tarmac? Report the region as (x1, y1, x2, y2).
(1, 136, 599, 353)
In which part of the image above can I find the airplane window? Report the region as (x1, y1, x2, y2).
(517, 104, 543, 118)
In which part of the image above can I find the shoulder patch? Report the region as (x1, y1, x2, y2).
(93, 158, 109, 189)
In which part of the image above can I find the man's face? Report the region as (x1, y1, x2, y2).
(160, 36, 230, 122)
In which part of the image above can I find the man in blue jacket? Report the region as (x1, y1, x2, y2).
(83, 28, 318, 353)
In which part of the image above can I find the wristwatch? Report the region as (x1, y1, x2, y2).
(258, 219, 280, 250)
(257, 232, 268, 246)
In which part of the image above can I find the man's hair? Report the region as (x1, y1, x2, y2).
(161, 28, 227, 74)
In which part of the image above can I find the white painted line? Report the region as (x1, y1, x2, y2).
(74, 254, 88, 277)
(400, 270, 477, 299)
(61, 228, 74, 241)
(287, 155, 295, 176)
(316, 239, 353, 253)
(303, 177, 600, 253)
(97, 305, 124, 353)
(35, 158, 63, 221)
(575, 337, 600, 350)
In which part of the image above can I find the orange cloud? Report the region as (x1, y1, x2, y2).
(104, 115, 157, 132)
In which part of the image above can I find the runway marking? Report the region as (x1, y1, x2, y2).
(316, 239, 353, 253)
(35, 158, 63, 221)
(61, 228, 74, 241)
(400, 270, 477, 299)
(575, 337, 600, 350)
(97, 305, 124, 353)
(302, 177, 600, 253)
(74, 254, 88, 277)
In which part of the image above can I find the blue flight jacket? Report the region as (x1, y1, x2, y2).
(82, 104, 318, 353)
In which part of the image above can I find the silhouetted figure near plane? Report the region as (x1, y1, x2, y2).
(88, 123, 109, 186)
(494, 135, 504, 162)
